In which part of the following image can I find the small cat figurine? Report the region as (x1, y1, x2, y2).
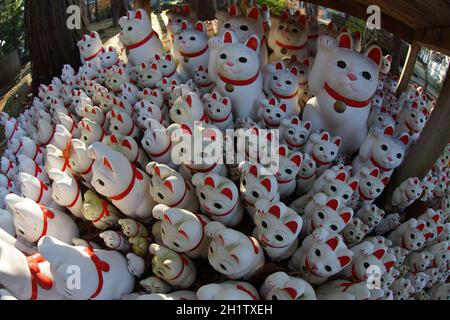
(194, 66, 215, 95)
(295, 153, 317, 196)
(191, 172, 244, 227)
(273, 145, 303, 197)
(258, 97, 288, 129)
(303, 33, 382, 154)
(170, 91, 209, 125)
(135, 62, 163, 89)
(351, 167, 389, 209)
(392, 177, 423, 210)
(173, 21, 210, 82)
(77, 31, 102, 69)
(204, 91, 233, 131)
(154, 53, 180, 83)
(253, 199, 302, 260)
(303, 131, 341, 175)
(280, 116, 311, 151)
(395, 101, 429, 145)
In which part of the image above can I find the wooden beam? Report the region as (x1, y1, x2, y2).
(413, 26, 450, 56)
(395, 41, 421, 96)
(382, 70, 450, 212)
(302, 0, 414, 42)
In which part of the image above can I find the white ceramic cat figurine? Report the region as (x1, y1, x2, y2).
(191, 172, 244, 227)
(204, 91, 234, 131)
(253, 199, 302, 260)
(258, 97, 288, 129)
(141, 121, 177, 169)
(77, 31, 102, 69)
(47, 169, 83, 218)
(260, 271, 316, 300)
(351, 167, 389, 209)
(208, 31, 264, 120)
(118, 9, 165, 65)
(273, 145, 303, 197)
(289, 227, 353, 285)
(18, 172, 60, 209)
(280, 116, 311, 151)
(197, 281, 259, 300)
(146, 161, 198, 212)
(169, 91, 209, 124)
(391, 177, 423, 210)
(355, 204, 386, 232)
(38, 236, 135, 300)
(238, 162, 280, 218)
(194, 66, 215, 95)
(88, 142, 155, 221)
(152, 204, 210, 258)
(388, 218, 432, 251)
(173, 21, 210, 82)
(206, 221, 265, 280)
(5, 194, 79, 244)
(303, 131, 341, 175)
(303, 33, 382, 153)
(395, 101, 429, 145)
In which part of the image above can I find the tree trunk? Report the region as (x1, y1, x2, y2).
(94, 0, 99, 22)
(190, 0, 216, 20)
(111, 0, 129, 26)
(133, 0, 152, 17)
(25, 0, 89, 94)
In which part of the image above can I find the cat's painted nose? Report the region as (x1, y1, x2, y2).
(226, 61, 235, 67)
(347, 73, 357, 81)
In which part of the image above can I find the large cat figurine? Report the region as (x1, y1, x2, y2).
(208, 31, 264, 120)
(172, 21, 210, 82)
(118, 9, 165, 65)
(303, 33, 383, 154)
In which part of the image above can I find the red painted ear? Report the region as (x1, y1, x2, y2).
(411, 101, 418, 109)
(384, 261, 395, 271)
(220, 187, 233, 200)
(249, 164, 258, 177)
(275, 62, 284, 71)
(325, 237, 339, 250)
(194, 22, 205, 33)
(298, 14, 307, 26)
(432, 214, 440, 223)
(285, 221, 298, 234)
(117, 114, 124, 123)
(336, 172, 347, 182)
(121, 139, 132, 150)
(86, 124, 92, 132)
(281, 10, 289, 21)
(178, 229, 189, 239)
(211, 92, 218, 100)
(151, 90, 159, 98)
(221, 97, 230, 106)
(370, 168, 379, 177)
(349, 180, 358, 191)
(304, 121, 311, 130)
(334, 137, 342, 147)
(103, 157, 113, 172)
(399, 134, 409, 146)
(338, 255, 351, 267)
(198, 66, 204, 72)
(320, 132, 330, 141)
(90, 32, 97, 38)
(284, 287, 297, 299)
(154, 54, 161, 61)
(372, 249, 385, 260)
(181, 21, 188, 30)
(245, 36, 259, 52)
(326, 199, 339, 211)
(183, 4, 191, 15)
(228, 4, 238, 16)
(180, 123, 192, 135)
(416, 223, 425, 231)
(290, 154, 302, 167)
(247, 6, 259, 20)
(290, 67, 299, 77)
(436, 225, 443, 234)
(268, 205, 281, 218)
(354, 31, 361, 39)
(340, 211, 352, 223)
(338, 33, 352, 49)
(140, 62, 147, 69)
(165, 54, 172, 61)
(291, 117, 299, 125)
(204, 176, 215, 187)
(424, 232, 432, 240)
(164, 180, 174, 193)
(118, 68, 123, 75)
(421, 108, 428, 117)
(110, 135, 118, 144)
(261, 178, 272, 192)
(278, 146, 287, 157)
(153, 165, 161, 177)
(223, 31, 233, 44)
(185, 95, 192, 107)
(151, 63, 158, 71)
(135, 10, 143, 20)
(366, 46, 383, 66)
(268, 98, 277, 106)
(383, 125, 394, 136)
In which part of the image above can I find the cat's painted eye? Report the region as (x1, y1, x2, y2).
(396, 153, 402, 159)
(381, 144, 388, 151)
(214, 203, 222, 209)
(292, 29, 299, 34)
(278, 25, 284, 30)
(325, 265, 332, 272)
(224, 23, 231, 29)
(366, 182, 372, 187)
(239, 57, 247, 63)
(285, 168, 292, 174)
(337, 60, 347, 69)
(273, 76, 278, 81)
(361, 71, 371, 80)
(128, 26, 133, 31)
(190, 36, 196, 41)
(286, 80, 292, 85)
(288, 130, 294, 135)
(220, 53, 227, 60)
(178, 35, 183, 40)
(411, 113, 415, 118)
(317, 211, 325, 219)
(276, 113, 281, 118)
(275, 235, 283, 241)
(330, 225, 338, 231)
(315, 249, 321, 256)
(240, 25, 249, 31)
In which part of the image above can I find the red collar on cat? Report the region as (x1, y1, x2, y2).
(7, 122, 19, 141)
(38, 204, 55, 241)
(84, 48, 102, 62)
(125, 31, 158, 50)
(187, 214, 207, 252)
(286, 139, 306, 149)
(84, 246, 110, 299)
(168, 180, 189, 208)
(186, 162, 217, 174)
(150, 140, 172, 158)
(168, 253, 189, 281)
(42, 127, 56, 146)
(369, 156, 391, 172)
(32, 145, 43, 162)
(92, 200, 111, 223)
(324, 82, 371, 108)
(275, 40, 306, 51)
(179, 45, 208, 58)
(405, 121, 419, 133)
(210, 113, 231, 123)
(236, 284, 258, 300)
(67, 178, 81, 208)
(359, 188, 373, 201)
(312, 154, 331, 166)
(80, 160, 94, 176)
(110, 164, 144, 200)
(219, 70, 260, 86)
(271, 88, 298, 100)
(27, 253, 53, 300)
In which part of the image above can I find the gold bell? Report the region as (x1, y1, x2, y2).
(334, 101, 347, 113)
(225, 83, 234, 93)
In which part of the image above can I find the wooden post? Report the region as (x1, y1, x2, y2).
(382, 70, 450, 212)
(395, 41, 421, 96)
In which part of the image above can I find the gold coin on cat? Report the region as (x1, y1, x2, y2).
(225, 83, 234, 93)
(281, 48, 288, 55)
(183, 57, 189, 63)
(334, 101, 347, 113)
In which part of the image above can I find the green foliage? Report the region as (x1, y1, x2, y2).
(0, 0, 25, 57)
(255, 0, 286, 15)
